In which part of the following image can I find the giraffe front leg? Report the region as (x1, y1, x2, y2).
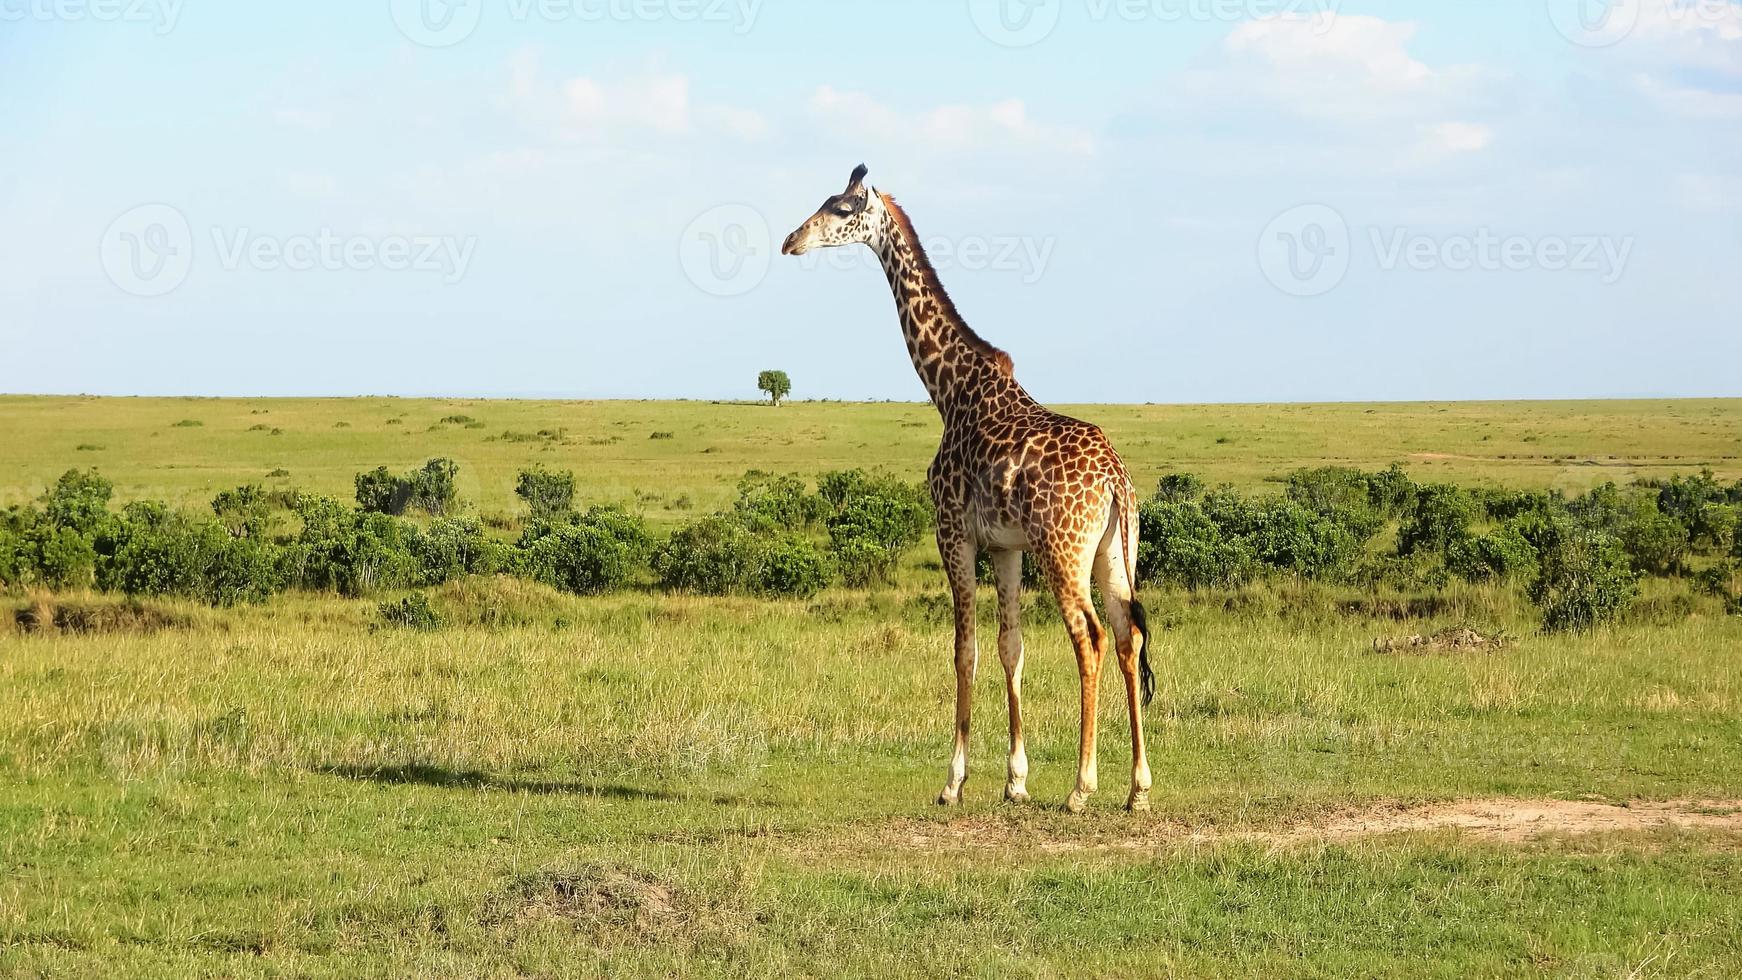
(991, 550, 1029, 804)
(937, 531, 978, 807)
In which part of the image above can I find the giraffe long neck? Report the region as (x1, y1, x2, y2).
(873, 194, 1014, 416)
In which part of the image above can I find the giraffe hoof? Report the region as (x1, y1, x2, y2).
(1003, 785, 1030, 804)
(1125, 792, 1151, 813)
(936, 790, 962, 807)
(1064, 791, 1090, 814)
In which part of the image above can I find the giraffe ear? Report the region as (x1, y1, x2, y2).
(847, 163, 868, 191)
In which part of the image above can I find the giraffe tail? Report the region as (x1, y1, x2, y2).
(1116, 482, 1155, 706)
(1130, 597, 1154, 707)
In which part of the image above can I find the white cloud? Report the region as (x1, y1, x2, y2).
(1420, 121, 1495, 155)
(507, 47, 767, 143)
(1202, 14, 1494, 126)
(1619, 0, 1742, 117)
(808, 87, 1095, 157)
(1631, 0, 1742, 69)
(1156, 13, 1502, 175)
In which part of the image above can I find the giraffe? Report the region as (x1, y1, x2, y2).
(781, 164, 1154, 812)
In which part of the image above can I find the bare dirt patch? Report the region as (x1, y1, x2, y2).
(1283, 798, 1742, 844)
(481, 864, 693, 942)
(867, 799, 1742, 856)
(1372, 625, 1514, 654)
(10, 594, 192, 635)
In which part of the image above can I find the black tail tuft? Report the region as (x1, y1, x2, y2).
(1130, 599, 1154, 706)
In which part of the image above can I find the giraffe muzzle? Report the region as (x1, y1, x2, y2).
(780, 231, 805, 256)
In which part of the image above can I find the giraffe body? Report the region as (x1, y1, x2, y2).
(783, 165, 1153, 811)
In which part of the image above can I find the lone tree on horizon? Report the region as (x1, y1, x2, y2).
(757, 370, 792, 407)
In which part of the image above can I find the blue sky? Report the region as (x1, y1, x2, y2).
(2, 0, 1738, 403)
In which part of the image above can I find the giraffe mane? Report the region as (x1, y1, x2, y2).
(879, 192, 1015, 377)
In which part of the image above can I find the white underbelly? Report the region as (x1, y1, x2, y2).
(975, 519, 1030, 552)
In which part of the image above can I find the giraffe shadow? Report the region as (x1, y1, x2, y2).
(315, 762, 756, 806)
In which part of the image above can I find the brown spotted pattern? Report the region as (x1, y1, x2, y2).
(784, 166, 1152, 813)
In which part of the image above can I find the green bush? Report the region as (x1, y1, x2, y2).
(515, 467, 575, 519)
(0, 522, 21, 587)
(95, 501, 280, 606)
(96, 501, 197, 597)
(355, 459, 460, 516)
(1135, 500, 1254, 590)
(412, 517, 509, 585)
(653, 516, 762, 594)
(377, 592, 442, 630)
(41, 468, 113, 537)
(1285, 466, 1385, 543)
(815, 470, 930, 588)
(1616, 506, 1690, 576)
(1364, 463, 1417, 517)
(1243, 498, 1363, 579)
(651, 511, 832, 598)
(34, 525, 98, 590)
(828, 493, 930, 587)
(1445, 524, 1538, 583)
(211, 484, 272, 540)
(734, 471, 828, 532)
(406, 459, 459, 515)
(282, 496, 422, 596)
(518, 508, 651, 596)
(752, 536, 834, 598)
(354, 466, 410, 516)
(1153, 473, 1205, 504)
(1398, 484, 1478, 556)
(1526, 518, 1638, 633)
(1480, 488, 1563, 523)
(1693, 503, 1738, 555)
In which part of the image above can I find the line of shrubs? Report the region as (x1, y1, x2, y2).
(0, 463, 932, 607)
(1137, 464, 1742, 631)
(3, 461, 1738, 633)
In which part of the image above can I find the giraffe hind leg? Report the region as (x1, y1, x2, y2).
(1039, 544, 1103, 814)
(1094, 526, 1153, 812)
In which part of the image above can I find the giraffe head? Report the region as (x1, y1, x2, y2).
(781, 163, 888, 256)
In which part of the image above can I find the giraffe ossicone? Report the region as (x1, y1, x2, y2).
(783, 165, 1155, 813)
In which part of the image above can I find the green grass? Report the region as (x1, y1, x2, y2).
(3, 395, 1737, 525)
(3, 396, 1742, 976)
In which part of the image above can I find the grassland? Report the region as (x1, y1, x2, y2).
(3, 396, 1737, 523)
(3, 396, 1741, 977)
